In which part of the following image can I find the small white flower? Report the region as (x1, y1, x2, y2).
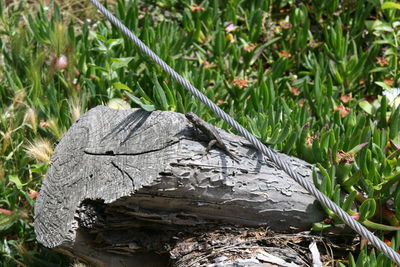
(383, 88, 400, 108)
(4, 239, 10, 255)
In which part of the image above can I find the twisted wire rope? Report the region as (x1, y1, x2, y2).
(88, 0, 400, 263)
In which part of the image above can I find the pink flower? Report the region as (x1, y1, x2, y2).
(0, 208, 13, 215)
(225, 23, 236, 32)
(191, 4, 205, 12)
(55, 55, 67, 70)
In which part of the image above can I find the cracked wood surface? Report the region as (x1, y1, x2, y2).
(34, 106, 324, 256)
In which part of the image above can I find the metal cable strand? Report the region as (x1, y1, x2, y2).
(88, 0, 400, 263)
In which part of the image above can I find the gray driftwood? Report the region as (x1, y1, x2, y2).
(34, 106, 327, 266)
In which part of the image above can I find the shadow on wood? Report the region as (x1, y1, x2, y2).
(35, 106, 330, 266)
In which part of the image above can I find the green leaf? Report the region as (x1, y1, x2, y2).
(0, 213, 19, 231)
(375, 81, 392, 91)
(162, 81, 176, 111)
(348, 253, 356, 267)
(312, 222, 332, 231)
(348, 142, 369, 154)
(266, 126, 281, 144)
(282, 131, 297, 153)
(312, 140, 324, 163)
(152, 75, 168, 110)
(358, 147, 370, 177)
(112, 82, 133, 92)
(267, 121, 290, 145)
(363, 219, 400, 231)
(249, 37, 281, 65)
(395, 189, 400, 220)
(273, 122, 291, 145)
(342, 190, 357, 211)
(105, 38, 123, 49)
(358, 100, 374, 115)
(382, 1, 400, 10)
(124, 92, 155, 112)
(312, 167, 320, 188)
(333, 185, 341, 204)
(214, 30, 224, 56)
(318, 164, 332, 196)
(9, 175, 26, 190)
(390, 106, 400, 139)
(373, 24, 394, 32)
(369, 66, 391, 73)
(359, 198, 376, 222)
(373, 40, 396, 46)
(30, 163, 48, 174)
(110, 57, 134, 69)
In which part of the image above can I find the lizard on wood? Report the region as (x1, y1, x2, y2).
(185, 112, 239, 162)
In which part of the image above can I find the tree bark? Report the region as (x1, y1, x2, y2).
(35, 106, 328, 266)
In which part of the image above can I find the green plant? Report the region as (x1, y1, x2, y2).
(1, 0, 400, 265)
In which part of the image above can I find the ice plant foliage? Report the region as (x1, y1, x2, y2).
(1, 0, 400, 265)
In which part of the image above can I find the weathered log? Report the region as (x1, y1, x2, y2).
(34, 106, 328, 266)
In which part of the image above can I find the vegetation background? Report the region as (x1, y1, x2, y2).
(1, 0, 400, 266)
